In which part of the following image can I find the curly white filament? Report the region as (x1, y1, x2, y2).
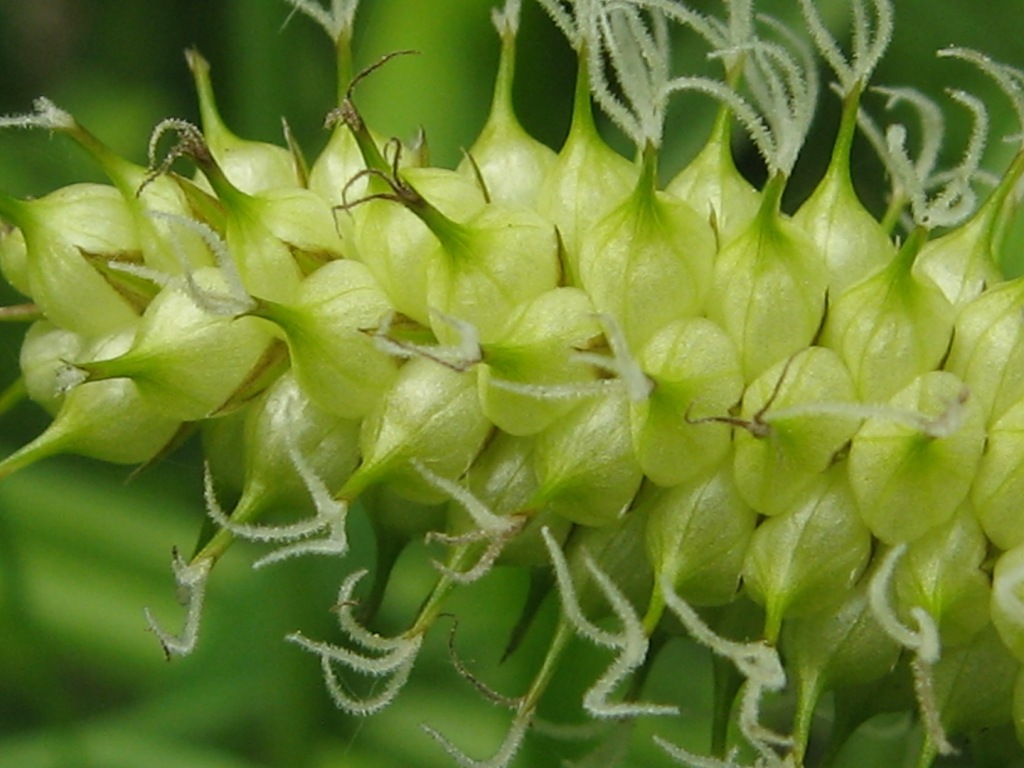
(287, 569, 422, 716)
(144, 548, 213, 659)
(542, 527, 678, 718)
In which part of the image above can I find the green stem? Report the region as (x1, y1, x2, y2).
(0, 192, 30, 229)
(408, 550, 473, 636)
(831, 82, 864, 177)
(0, 433, 63, 484)
(336, 27, 355, 106)
(757, 171, 788, 224)
(880, 193, 909, 235)
(0, 377, 27, 420)
(519, 618, 574, 716)
(790, 674, 824, 767)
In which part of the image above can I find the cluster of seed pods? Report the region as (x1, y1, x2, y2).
(4, 0, 1024, 766)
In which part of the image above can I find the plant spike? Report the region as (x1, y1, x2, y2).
(5, 1, 1024, 765)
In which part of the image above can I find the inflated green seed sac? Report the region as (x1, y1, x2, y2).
(732, 346, 860, 516)
(134, 175, 220, 279)
(531, 387, 643, 528)
(200, 403, 248, 501)
(783, 584, 901, 751)
(456, 9, 555, 209)
(192, 156, 305, 305)
(0, 184, 140, 335)
(848, 370, 986, 544)
(450, 429, 538, 521)
(244, 187, 345, 267)
(742, 467, 871, 643)
(57, 115, 218, 279)
(350, 167, 486, 326)
(793, 86, 895, 295)
(308, 124, 366, 208)
(630, 316, 742, 488)
(535, 55, 638, 286)
(231, 371, 361, 520)
(445, 430, 571, 569)
(927, 623, 1019, 757)
(0, 223, 29, 297)
(577, 151, 716, 351)
(972, 398, 1024, 549)
(706, 178, 828, 382)
(0, 329, 181, 477)
(253, 258, 398, 419)
(19, 321, 85, 416)
(821, 228, 954, 403)
(565, 500, 654, 621)
(666, 109, 761, 251)
(944, 277, 1024, 426)
(892, 505, 991, 648)
(187, 49, 301, 193)
(992, 544, 1024, 664)
(339, 357, 491, 505)
(913, 184, 1009, 310)
(477, 286, 602, 436)
(643, 462, 756, 611)
(78, 268, 275, 421)
(422, 201, 560, 345)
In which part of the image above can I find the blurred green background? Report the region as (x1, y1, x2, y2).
(1, 1, 1024, 767)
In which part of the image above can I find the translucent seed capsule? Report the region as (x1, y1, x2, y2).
(562, 501, 655, 622)
(535, 56, 638, 285)
(742, 467, 871, 643)
(630, 316, 742, 488)
(0, 223, 29, 297)
(0, 329, 181, 477)
(578, 150, 716, 351)
(457, 4, 556, 208)
(913, 188, 1008, 309)
(478, 286, 602, 436)
(707, 180, 828, 382)
(79, 268, 275, 421)
(643, 462, 757, 610)
(232, 371, 361, 520)
(972, 398, 1024, 549)
(187, 49, 301, 193)
(667, 109, 761, 251)
(0, 184, 140, 335)
(192, 156, 305, 304)
(19, 321, 84, 416)
(422, 201, 561, 345)
(793, 86, 896, 294)
(992, 543, 1024, 664)
(308, 125, 366, 208)
(783, 582, 901, 762)
(254, 259, 398, 419)
(822, 229, 954, 403)
(531, 387, 643, 528)
(732, 346, 860, 516)
(848, 370, 985, 544)
(892, 505, 991, 648)
(350, 167, 486, 326)
(339, 357, 492, 505)
(446, 430, 570, 569)
(925, 624, 1019, 758)
(944, 277, 1024, 426)
(244, 187, 346, 268)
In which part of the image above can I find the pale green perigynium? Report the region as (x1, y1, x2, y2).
(4, 0, 1024, 767)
